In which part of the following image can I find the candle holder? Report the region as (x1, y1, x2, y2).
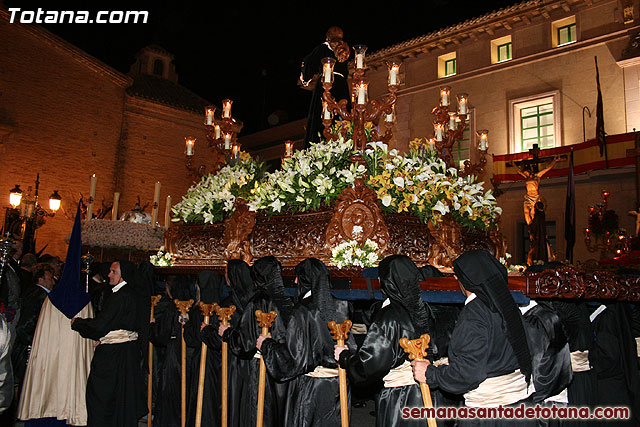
(584, 190, 624, 259)
(185, 102, 244, 180)
(459, 130, 489, 178)
(81, 251, 94, 293)
(321, 49, 398, 164)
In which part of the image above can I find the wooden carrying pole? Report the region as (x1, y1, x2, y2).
(214, 304, 236, 427)
(328, 320, 353, 427)
(255, 310, 277, 427)
(147, 295, 162, 427)
(399, 334, 437, 427)
(175, 298, 194, 427)
(194, 302, 217, 427)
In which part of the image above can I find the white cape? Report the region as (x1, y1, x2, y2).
(17, 297, 95, 425)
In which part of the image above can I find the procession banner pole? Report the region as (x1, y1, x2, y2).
(195, 302, 217, 427)
(175, 299, 194, 427)
(255, 310, 277, 427)
(399, 334, 437, 427)
(148, 295, 162, 427)
(214, 304, 236, 427)
(328, 320, 353, 427)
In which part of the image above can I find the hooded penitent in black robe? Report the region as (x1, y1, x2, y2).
(426, 250, 535, 426)
(261, 258, 355, 426)
(519, 301, 572, 404)
(184, 270, 224, 427)
(590, 302, 640, 425)
(338, 255, 435, 427)
(202, 259, 256, 427)
(221, 256, 293, 427)
(71, 260, 146, 427)
(149, 276, 193, 427)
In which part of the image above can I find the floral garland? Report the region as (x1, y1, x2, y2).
(331, 238, 380, 269)
(81, 219, 165, 250)
(365, 139, 501, 231)
(172, 152, 264, 224)
(248, 136, 365, 215)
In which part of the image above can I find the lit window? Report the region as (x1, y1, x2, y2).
(438, 52, 457, 78)
(492, 36, 512, 64)
(509, 91, 561, 153)
(557, 23, 576, 46)
(497, 42, 512, 62)
(445, 59, 456, 77)
(552, 16, 576, 47)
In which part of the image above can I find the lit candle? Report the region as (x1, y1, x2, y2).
(232, 144, 240, 158)
(387, 61, 400, 86)
(112, 192, 120, 221)
(427, 138, 435, 150)
(322, 57, 335, 83)
(323, 101, 331, 120)
(185, 136, 195, 156)
(477, 130, 489, 151)
(152, 181, 161, 225)
(385, 105, 395, 123)
(224, 132, 232, 150)
(285, 141, 293, 157)
(434, 123, 444, 142)
(457, 93, 469, 115)
(354, 45, 367, 69)
(87, 174, 97, 220)
(357, 82, 368, 105)
(214, 124, 221, 139)
(222, 99, 233, 119)
(448, 112, 457, 130)
(440, 87, 451, 106)
(205, 106, 215, 125)
(164, 195, 172, 228)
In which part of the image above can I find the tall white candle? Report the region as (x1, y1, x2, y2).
(357, 85, 367, 105)
(152, 181, 161, 225)
(435, 123, 444, 142)
(224, 133, 232, 150)
(222, 100, 232, 118)
(214, 125, 221, 139)
(205, 107, 214, 125)
(164, 195, 172, 228)
(112, 192, 120, 221)
(356, 54, 364, 69)
(87, 174, 97, 220)
(323, 63, 332, 83)
(323, 102, 331, 120)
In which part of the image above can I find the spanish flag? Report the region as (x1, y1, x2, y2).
(492, 132, 636, 184)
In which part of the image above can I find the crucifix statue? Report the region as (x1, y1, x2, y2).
(508, 144, 562, 225)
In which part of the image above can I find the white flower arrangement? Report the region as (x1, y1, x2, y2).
(172, 153, 263, 224)
(80, 219, 165, 251)
(331, 239, 380, 269)
(150, 246, 173, 267)
(249, 135, 364, 215)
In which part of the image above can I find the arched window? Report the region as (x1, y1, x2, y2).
(153, 59, 164, 76)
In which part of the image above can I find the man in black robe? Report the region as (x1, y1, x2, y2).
(300, 26, 350, 147)
(258, 258, 355, 426)
(218, 256, 293, 427)
(413, 249, 535, 426)
(185, 270, 224, 427)
(335, 255, 435, 426)
(202, 259, 255, 427)
(71, 260, 146, 427)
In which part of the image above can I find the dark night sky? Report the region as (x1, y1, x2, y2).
(6, 0, 520, 134)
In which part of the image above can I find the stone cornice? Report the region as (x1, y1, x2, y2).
(1, 8, 132, 88)
(367, 0, 611, 67)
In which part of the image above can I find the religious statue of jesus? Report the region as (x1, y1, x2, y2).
(514, 156, 560, 225)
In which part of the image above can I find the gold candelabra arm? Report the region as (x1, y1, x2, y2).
(198, 302, 217, 318)
(399, 334, 432, 361)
